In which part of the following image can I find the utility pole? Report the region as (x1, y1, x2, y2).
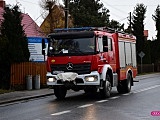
(47, 1, 54, 33)
(65, 0, 69, 28)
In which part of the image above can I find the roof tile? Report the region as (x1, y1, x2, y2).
(0, 7, 44, 37)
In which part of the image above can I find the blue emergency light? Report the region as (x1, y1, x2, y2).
(54, 27, 94, 32)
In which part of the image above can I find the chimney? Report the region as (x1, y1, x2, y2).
(0, 0, 5, 8)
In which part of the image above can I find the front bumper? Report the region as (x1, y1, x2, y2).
(46, 71, 100, 86)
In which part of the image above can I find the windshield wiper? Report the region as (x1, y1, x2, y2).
(73, 49, 86, 55)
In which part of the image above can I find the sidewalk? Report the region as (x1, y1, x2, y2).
(0, 73, 159, 105)
(0, 88, 54, 105)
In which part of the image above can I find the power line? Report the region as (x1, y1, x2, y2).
(24, 10, 47, 30)
(110, 12, 126, 20)
(102, 1, 130, 24)
(102, 1, 128, 14)
(117, 17, 128, 22)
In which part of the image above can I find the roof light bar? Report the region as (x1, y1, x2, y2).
(54, 27, 94, 32)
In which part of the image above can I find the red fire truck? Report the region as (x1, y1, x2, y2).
(44, 27, 137, 99)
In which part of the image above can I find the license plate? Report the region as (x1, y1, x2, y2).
(52, 71, 64, 75)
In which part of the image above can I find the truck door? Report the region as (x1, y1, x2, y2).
(97, 36, 114, 63)
(97, 36, 107, 64)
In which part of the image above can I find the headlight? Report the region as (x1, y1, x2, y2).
(85, 76, 98, 82)
(47, 77, 56, 82)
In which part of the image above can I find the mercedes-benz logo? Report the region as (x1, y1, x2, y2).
(66, 63, 73, 70)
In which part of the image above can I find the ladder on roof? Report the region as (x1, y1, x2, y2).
(53, 27, 127, 34)
(54, 27, 109, 32)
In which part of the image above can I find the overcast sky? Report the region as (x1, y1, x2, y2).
(5, 0, 160, 39)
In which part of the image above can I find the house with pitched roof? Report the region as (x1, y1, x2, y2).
(0, 0, 44, 37)
(40, 4, 73, 35)
(0, 0, 47, 62)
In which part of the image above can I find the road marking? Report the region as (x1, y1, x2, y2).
(51, 110, 71, 116)
(78, 104, 93, 108)
(122, 93, 132, 96)
(133, 85, 160, 94)
(50, 85, 160, 117)
(96, 100, 109, 103)
(109, 96, 120, 99)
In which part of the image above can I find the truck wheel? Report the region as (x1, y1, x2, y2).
(117, 73, 132, 94)
(100, 74, 112, 98)
(54, 86, 67, 100)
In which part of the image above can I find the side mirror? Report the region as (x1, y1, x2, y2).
(103, 36, 108, 52)
(42, 38, 45, 49)
(42, 38, 45, 55)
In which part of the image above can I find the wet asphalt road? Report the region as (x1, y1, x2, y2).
(0, 74, 160, 120)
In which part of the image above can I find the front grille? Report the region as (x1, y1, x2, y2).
(75, 78, 84, 83)
(51, 63, 91, 75)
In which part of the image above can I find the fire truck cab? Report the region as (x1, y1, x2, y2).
(45, 27, 137, 99)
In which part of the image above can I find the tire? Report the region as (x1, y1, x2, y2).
(100, 74, 112, 98)
(117, 73, 132, 94)
(54, 86, 67, 100)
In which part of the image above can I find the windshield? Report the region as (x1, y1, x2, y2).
(48, 37, 95, 56)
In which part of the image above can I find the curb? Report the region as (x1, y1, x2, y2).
(0, 93, 54, 105)
(136, 73, 160, 81)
